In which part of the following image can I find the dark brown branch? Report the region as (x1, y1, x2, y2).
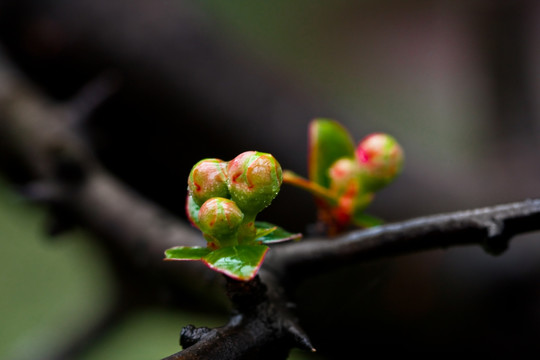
(269, 199, 540, 281)
(162, 273, 314, 360)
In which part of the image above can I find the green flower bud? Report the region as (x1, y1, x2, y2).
(188, 159, 229, 207)
(227, 151, 282, 215)
(198, 197, 244, 248)
(356, 133, 404, 192)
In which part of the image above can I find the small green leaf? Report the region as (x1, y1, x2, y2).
(164, 246, 211, 260)
(186, 195, 201, 228)
(202, 245, 269, 281)
(255, 222, 277, 239)
(352, 212, 383, 228)
(309, 119, 355, 189)
(255, 221, 302, 244)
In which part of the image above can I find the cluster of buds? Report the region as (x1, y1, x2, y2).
(188, 151, 283, 246)
(283, 119, 404, 234)
(165, 151, 299, 281)
(329, 133, 403, 230)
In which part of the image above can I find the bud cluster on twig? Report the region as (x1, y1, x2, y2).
(165, 151, 300, 281)
(284, 119, 404, 235)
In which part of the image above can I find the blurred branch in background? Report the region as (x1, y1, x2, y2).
(0, 45, 227, 359)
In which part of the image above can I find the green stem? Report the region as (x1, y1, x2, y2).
(237, 213, 257, 245)
(203, 233, 236, 249)
(282, 170, 337, 205)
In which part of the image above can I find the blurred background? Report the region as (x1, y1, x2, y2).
(2, 0, 540, 358)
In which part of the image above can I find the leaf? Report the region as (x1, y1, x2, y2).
(164, 246, 211, 260)
(186, 195, 200, 228)
(308, 119, 355, 189)
(352, 212, 384, 228)
(255, 221, 302, 244)
(202, 245, 269, 281)
(255, 222, 277, 239)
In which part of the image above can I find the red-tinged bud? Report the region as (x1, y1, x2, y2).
(188, 159, 229, 207)
(328, 158, 360, 194)
(198, 197, 244, 247)
(356, 133, 404, 192)
(327, 158, 364, 230)
(227, 151, 282, 215)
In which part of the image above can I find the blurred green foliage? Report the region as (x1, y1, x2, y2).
(0, 177, 221, 359)
(0, 176, 113, 358)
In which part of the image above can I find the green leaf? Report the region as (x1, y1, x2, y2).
(352, 212, 384, 228)
(164, 246, 211, 260)
(255, 221, 302, 244)
(186, 195, 201, 228)
(202, 245, 269, 281)
(308, 119, 355, 189)
(255, 222, 277, 239)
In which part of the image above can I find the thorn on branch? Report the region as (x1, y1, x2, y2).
(481, 217, 509, 255)
(284, 320, 316, 352)
(65, 70, 122, 130)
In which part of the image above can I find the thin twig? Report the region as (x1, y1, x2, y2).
(268, 199, 540, 280)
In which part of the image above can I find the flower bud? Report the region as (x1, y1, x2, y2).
(188, 159, 229, 207)
(328, 158, 360, 195)
(227, 151, 282, 215)
(327, 158, 367, 230)
(198, 197, 244, 247)
(356, 133, 404, 192)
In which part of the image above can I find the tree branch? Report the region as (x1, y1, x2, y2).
(162, 273, 314, 360)
(269, 199, 540, 281)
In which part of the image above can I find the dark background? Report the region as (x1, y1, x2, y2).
(1, 0, 540, 358)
